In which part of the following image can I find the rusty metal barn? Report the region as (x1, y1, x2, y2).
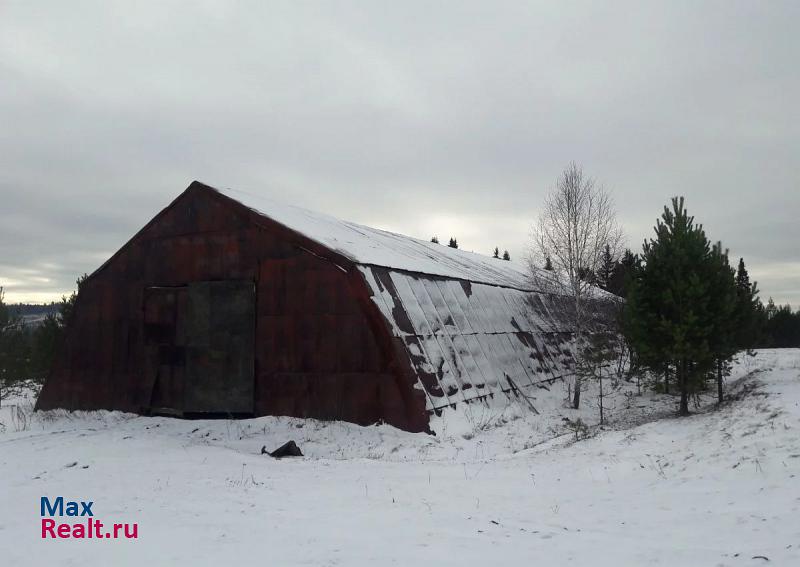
(36, 181, 590, 432)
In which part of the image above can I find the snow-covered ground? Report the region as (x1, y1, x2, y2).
(1, 350, 799, 566)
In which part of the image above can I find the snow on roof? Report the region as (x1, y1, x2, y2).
(359, 265, 575, 410)
(214, 185, 542, 290)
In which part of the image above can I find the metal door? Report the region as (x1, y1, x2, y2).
(183, 280, 255, 415)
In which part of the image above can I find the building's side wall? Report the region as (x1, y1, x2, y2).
(36, 187, 428, 431)
(253, 249, 426, 430)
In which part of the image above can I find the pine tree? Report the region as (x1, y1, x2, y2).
(605, 249, 638, 297)
(625, 197, 716, 415)
(0, 291, 32, 395)
(493, 247, 500, 258)
(431, 236, 439, 244)
(502, 250, 510, 261)
(448, 237, 458, 249)
(765, 297, 777, 319)
(707, 242, 738, 404)
(619, 249, 639, 294)
(597, 244, 615, 290)
(607, 249, 643, 378)
(60, 273, 88, 328)
(735, 258, 750, 293)
(734, 258, 761, 350)
(33, 311, 61, 378)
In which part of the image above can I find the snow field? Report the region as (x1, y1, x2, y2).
(1, 350, 798, 566)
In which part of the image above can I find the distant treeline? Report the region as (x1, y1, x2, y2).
(8, 303, 60, 319)
(583, 246, 800, 350)
(760, 299, 800, 348)
(0, 276, 85, 397)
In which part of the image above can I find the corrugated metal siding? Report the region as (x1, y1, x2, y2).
(360, 266, 577, 411)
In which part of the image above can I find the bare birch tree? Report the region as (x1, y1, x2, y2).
(528, 162, 622, 409)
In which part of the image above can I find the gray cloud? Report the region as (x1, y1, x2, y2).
(1, 1, 798, 304)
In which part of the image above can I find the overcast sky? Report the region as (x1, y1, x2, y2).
(1, 1, 798, 305)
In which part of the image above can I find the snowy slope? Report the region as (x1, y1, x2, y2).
(1, 350, 799, 566)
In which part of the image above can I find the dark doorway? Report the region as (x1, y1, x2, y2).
(143, 286, 187, 415)
(144, 281, 255, 416)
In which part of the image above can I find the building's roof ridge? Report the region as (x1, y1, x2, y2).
(207, 183, 549, 291)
